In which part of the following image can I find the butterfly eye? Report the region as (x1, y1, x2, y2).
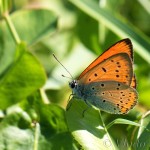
(69, 80, 77, 89)
(70, 83, 75, 88)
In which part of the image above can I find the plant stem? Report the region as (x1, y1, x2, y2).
(33, 122, 40, 150)
(3, 12, 21, 44)
(40, 88, 50, 104)
(99, 110, 116, 150)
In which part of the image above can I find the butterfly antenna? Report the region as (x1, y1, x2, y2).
(53, 53, 74, 79)
(62, 74, 72, 79)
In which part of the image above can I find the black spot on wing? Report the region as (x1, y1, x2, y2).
(102, 67, 107, 72)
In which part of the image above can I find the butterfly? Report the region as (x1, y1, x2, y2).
(69, 38, 138, 114)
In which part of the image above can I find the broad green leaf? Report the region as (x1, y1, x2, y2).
(0, 112, 34, 150)
(0, 43, 46, 109)
(49, 132, 75, 150)
(66, 99, 118, 150)
(12, 9, 57, 45)
(35, 104, 74, 149)
(23, 91, 69, 135)
(0, 126, 34, 150)
(0, 111, 51, 150)
(0, 8, 57, 74)
(69, 0, 150, 64)
(106, 118, 141, 129)
(37, 104, 68, 135)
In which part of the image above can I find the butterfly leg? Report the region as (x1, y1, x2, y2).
(82, 100, 92, 117)
(66, 93, 76, 111)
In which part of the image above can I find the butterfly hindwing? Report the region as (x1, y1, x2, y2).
(82, 81, 138, 114)
(131, 75, 136, 89)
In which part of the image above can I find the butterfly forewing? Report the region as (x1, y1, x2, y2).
(78, 38, 133, 80)
(79, 53, 133, 86)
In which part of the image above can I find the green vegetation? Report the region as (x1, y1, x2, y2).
(0, 0, 150, 149)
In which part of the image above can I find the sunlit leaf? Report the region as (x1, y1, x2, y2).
(0, 43, 46, 109)
(66, 99, 119, 150)
(106, 118, 141, 129)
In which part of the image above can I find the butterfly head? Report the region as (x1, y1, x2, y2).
(69, 80, 82, 98)
(69, 80, 78, 89)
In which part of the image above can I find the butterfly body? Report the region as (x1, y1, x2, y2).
(69, 39, 138, 114)
(70, 80, 137, 114)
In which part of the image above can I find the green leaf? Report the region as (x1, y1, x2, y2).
(20, 90, 74, 150)
(49, 132, 75, 150)
(66, 99, 118, 150)
(0, 126, 34, 150)
(12, 9, 57, 45)
(0, 8, 57, 75)
(132, 112, 150, 150)
(0, 111, 34, 150)
(35, 103, 74, 149)
(75, 11, 100, 53)
(69, 0, 150, 64)
(0, 96, 74, 150)
(0, 111, 51, 150)
(0, 43, 46, 109)
(106, 118, 141, 129)
(37, 104, 68, 135)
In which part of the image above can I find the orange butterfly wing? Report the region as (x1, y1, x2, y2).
(131, 74, 136, 89)
(79, 53, 133, 86)
(78, 38, 136, 88)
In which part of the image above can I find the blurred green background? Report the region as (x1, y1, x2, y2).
(0, 0, 150, 149)
(32, 0, 150, 109)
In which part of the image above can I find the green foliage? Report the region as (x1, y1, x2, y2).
(0, 0, 150, 150)
(133, 112, 150, 150)
(0, 43, 46, 109)
(66, 99, 118, 150)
